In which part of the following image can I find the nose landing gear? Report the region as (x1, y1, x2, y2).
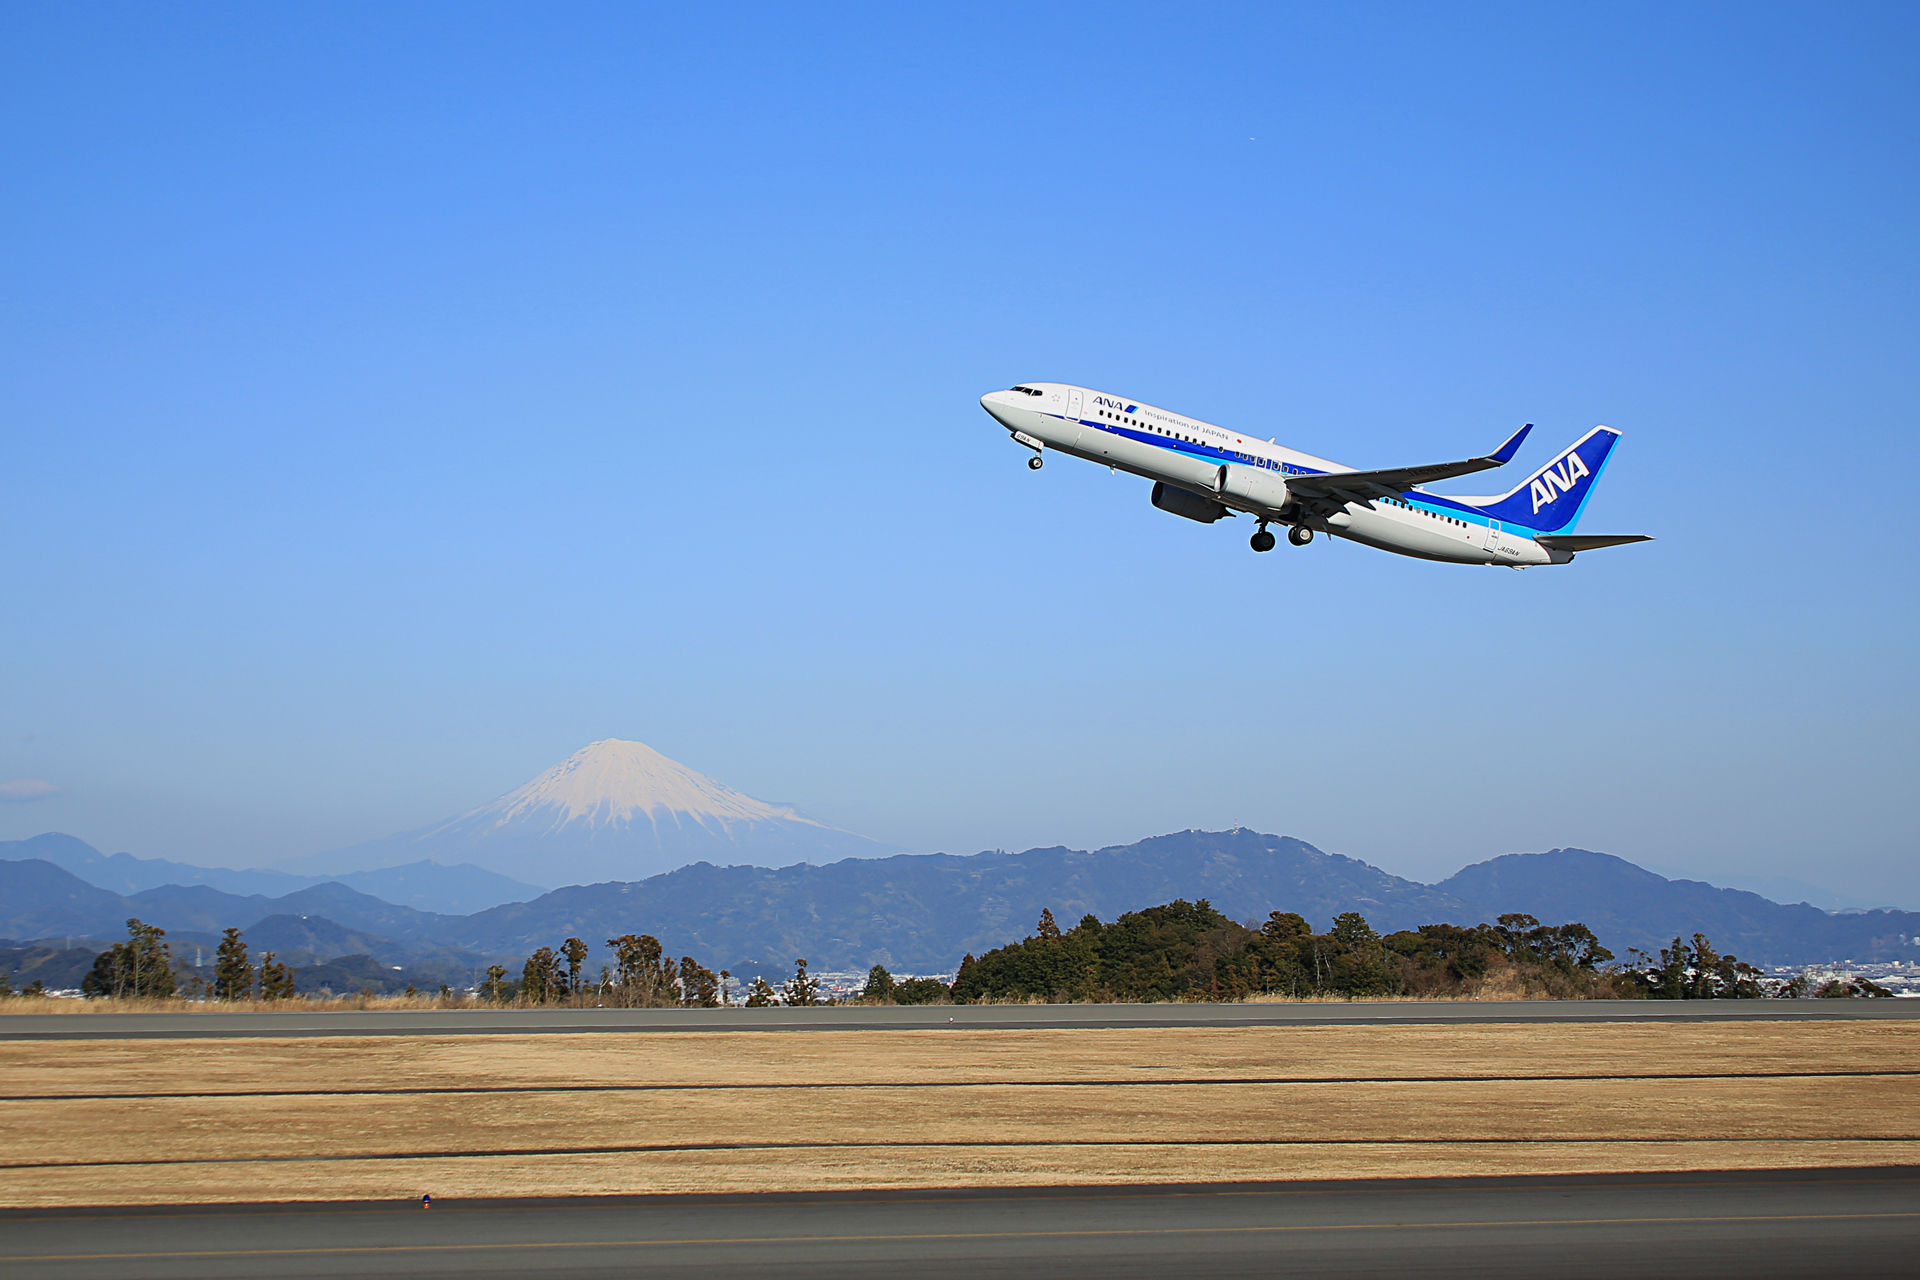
(1288, 524, 1315, 547)
(1027, 455, 1044, 470)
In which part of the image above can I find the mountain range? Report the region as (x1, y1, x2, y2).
(4, 832, 540, 914)
(271, 739, 899, 887)
(7, 828, 1917, 983)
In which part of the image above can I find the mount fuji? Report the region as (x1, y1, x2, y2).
(274, 740, 899, 887)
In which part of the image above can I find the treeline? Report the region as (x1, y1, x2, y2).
(76, 920, 300, 1000)
(52, 919, 936, 1006)
(64, 919, 768, 1006)
(35, 910, 1896, 1006)
(496, 934, 744, 1007)
(1617, 933, 1893, 999)
(945, 900, 1603, 1003)
(947, 901, 1886, 1002)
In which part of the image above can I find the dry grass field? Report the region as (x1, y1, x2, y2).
(2, 1019, 1914, 1207)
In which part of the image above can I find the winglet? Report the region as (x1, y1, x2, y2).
(1488, 423, 1533, 465)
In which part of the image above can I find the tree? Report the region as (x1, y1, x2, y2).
(259, 951, 297, 1000)
(718, 969, 733, 1005)
(951, 953, 978, 1002)
(1627, 934, 1768, 999)
(481, 964, 510, 1003)
(680, 957, 721, 1007)
(214, 927, 254, 1001)
(1685, 934, 1722, 1000)
(1261, 911, 1311, 940)
(0, 971, 12, 998)
(607, 934, 678, 1006)
(744, 975, 778, 1006)
(1383, 923, 1501, 988)
(1036, 909, 1063, 940)
(956, 900, 1247, 1004)
(861, 964, 897, 1003)
(893, 977, 949, 1004)
(1330, 912, 1380, 949)
(1493, 913, 1543, 960)
(785, 958, 819, 1007)
(561, 938, 590, 996)
(82, 918, 176, 999)
(521, 947, 562, 1004)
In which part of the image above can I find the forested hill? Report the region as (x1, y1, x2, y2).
(442, 830, 1476, 972)
(1437, 848, 1920, 964)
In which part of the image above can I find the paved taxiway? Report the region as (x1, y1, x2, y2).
(5, 998, 1918, 1039)
(4, 1168, 1914, 1279)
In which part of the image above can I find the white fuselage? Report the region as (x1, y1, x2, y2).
(980, 383, 1554, 567)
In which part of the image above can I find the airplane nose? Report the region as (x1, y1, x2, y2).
(980, 391, 1016, 427)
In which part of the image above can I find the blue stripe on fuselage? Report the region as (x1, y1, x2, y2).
(1078, 417, 1295, 470)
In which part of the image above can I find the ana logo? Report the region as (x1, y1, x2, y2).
(1529, 450, 1591, 514)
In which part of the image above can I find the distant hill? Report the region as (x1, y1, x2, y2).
(0, 858, 143, 942)
(0, 942, 100, 992)
(0, 860, 498, 993)
(0, 860, 463, 957)
(280, 953, 439, 997)
(241, 914, 416, 965)
(0, 832, 540, 914)
(443, 832, 1920, 976)
(1438, 848, 1920, 967)
(273, 739, 899, 887)
(443, 829, 1481, 973)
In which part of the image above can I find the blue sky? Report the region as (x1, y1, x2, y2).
(3, 3, 1916, 903)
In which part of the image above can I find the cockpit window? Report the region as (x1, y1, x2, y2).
(1009, 385, 1043, 396)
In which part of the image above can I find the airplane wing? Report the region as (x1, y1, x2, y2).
(1535, 534, 1653, 552)
(1284, 424, 1534, 508)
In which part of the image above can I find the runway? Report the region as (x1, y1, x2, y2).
(3, 1168, 1914, 1279)
(5, 997, 1918, 1039)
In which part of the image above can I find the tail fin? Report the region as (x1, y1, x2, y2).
(1452, 426, 1621, 533)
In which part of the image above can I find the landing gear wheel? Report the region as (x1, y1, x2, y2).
(1027, 455, 1044, 470)
(1250, 529, 1276, 553)
(1288, 525, 1315, 546)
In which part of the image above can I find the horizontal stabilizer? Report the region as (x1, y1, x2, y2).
(1535, 534, 1653, 552)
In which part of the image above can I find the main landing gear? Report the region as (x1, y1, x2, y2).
(1027, 455, 1044, 470)
(1254, 521, 1315, 552)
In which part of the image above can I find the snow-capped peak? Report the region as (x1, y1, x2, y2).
(451, 739, 818, 835)
(280, 737, 897, 886)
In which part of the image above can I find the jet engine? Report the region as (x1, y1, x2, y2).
(1213, 464, 1293, 515)
(1150, 481, 1229, 524)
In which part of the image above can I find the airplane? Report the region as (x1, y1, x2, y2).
(979, 383, 1651, 568)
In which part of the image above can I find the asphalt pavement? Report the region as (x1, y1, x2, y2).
(4, 1167, 1914, 1279)
(4, 997, 1918, 1039)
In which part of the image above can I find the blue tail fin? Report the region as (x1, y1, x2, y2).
(1461, 426, 1621, 533)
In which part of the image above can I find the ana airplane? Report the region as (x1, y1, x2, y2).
(979, 383, 1651, 567)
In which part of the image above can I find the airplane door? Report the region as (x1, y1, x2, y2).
(1058, 388, 1085, 450)
(1484, 519, 1502, 553)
